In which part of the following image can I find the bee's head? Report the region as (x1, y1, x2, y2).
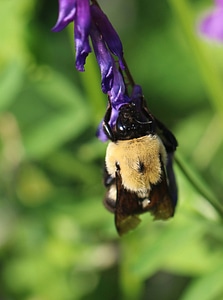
(102, 97, 156, 141)
(114, 101, 155, 140)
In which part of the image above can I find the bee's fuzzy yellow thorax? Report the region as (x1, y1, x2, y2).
(105, 135, 167, 193)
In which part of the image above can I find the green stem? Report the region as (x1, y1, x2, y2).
(119, 254, 144, 300)
(168, 0, 223, 115)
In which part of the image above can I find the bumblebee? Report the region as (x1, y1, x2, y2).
(102, 97, 178, 235)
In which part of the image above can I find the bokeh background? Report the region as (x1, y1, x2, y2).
(1, 0, 223, 299)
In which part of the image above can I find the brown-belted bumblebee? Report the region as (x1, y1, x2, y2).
(102, 96, 178, 235)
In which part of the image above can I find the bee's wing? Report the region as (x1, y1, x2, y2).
(104, 165, 143, 235)
(148, 159, 176, 219)
(154, 117, 178, 153)
(166, 152, 178, 207)
(115, 169, 142, 236)
(141, 98, 177, 153)
(153, 118, 178, 207)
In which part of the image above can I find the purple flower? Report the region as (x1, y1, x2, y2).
(52, 0, 91, 71)
(198, 0, 223, 42)
(53, 0, 131, 142)
(53, 1, 125, 72)
(89, 4, 125, 97)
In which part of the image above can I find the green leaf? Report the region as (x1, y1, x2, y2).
(0, 62, 24, 111)
(23, 107, 91, 159)
(125, 218, 205, 279)
(175, 152, 223, 219)
(36, 69, 86, 108)
(180, 263, 223, 300)
(0, 0, 34, 65)
(44, 151, 101, 184)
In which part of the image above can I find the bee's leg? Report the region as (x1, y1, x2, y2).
(103, 165, 116, 213)
(103, 193, 116, 213)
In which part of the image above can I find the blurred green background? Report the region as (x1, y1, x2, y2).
(1, 0, 223, 299)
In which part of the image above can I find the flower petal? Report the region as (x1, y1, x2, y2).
(75, 34, 91, 71)
(90, 22, 114, 92)
(74, 0, 92, 71)
(52, 0, 76, 32)
(91, 4, 124, 69)
(96, 121, 109, 141)
(96, 105, 120, 142)
(108, 66, 129, 108)
(130, 85, 143, 101)
(216, 0, 223, 7)
(199, 8, 223, 41)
